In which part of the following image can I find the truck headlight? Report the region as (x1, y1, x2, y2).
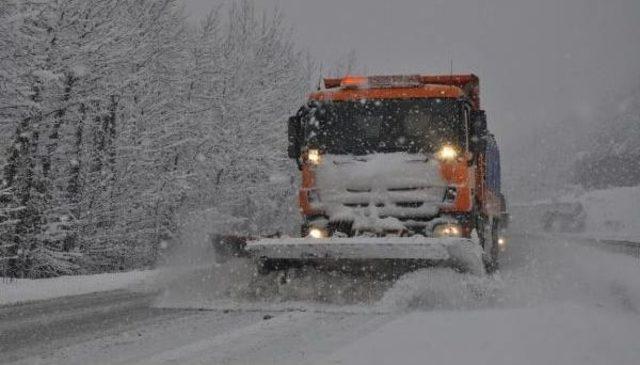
(433, 223, 462, 237)
(307, 149, 322, 165)
(308, 227, 327, 239)
(436, 145, 458, 161)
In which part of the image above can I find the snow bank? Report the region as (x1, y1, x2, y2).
(0, 209, 245, 307)
(0, 270, 154, 305)
(378, 268, 501, 312)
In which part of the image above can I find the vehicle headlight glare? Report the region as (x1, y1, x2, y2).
(308, 227, 326, 239)
(433, 223, 462, 237)
(437, 145, 458, 161)
(308, 149, 322, 165)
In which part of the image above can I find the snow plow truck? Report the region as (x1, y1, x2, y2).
(214, 74, 508, 276)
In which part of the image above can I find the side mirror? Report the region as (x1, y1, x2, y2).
(471, 110, 487, 136)
(470, 110, 488, 154)
(287, 116, 302, 167)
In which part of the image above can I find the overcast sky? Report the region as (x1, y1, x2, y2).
(183, 0, 640, 197)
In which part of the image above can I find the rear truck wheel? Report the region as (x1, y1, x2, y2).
(488, 220, 500, 271)
(478, 217, 500, 273)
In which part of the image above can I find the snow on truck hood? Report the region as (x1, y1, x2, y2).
(314, 152, 447, 231)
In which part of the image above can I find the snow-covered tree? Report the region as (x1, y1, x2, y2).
(0, 0, 315, 277)
(0, 0, 66, 277)
(0, 0, 191, 276)
(183, 0, 314, 235)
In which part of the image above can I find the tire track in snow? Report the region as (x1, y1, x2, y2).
(127, 311, 392, 365)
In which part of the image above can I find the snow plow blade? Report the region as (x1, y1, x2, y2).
(212, 235, 485, 276)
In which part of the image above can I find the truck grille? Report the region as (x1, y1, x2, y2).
(396, 201, 424, 208)
(313, 152, 448, 233)
(328, 185, 443, 225)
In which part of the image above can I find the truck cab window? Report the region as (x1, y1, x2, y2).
(304, 98, 466, 155)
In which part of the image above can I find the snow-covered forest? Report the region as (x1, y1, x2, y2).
(0, 0, 314, 278)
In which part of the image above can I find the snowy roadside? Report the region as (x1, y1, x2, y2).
(510, 185, 640, 243)
(323, 304, 640, 365)
(0, 270, 157, 306)
(558, 232, 640, 245)
(322, 230, 640, 365)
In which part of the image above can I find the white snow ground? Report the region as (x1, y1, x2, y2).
(325, 303, 640, 365)
(0, 270, 154, 305)
(3, 231, 640, 364)
(131, 231, 640, 365)
(324, 234, 640, 365)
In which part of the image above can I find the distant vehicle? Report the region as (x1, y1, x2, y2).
(215, 74, 508, 275)
(542, 202, 586, 233)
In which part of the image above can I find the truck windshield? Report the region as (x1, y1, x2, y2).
(303, 98, 466, 155)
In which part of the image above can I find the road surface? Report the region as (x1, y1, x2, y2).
(1, 233, 639, 365)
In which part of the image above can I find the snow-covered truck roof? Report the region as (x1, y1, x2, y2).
(311, 74, 481, 109)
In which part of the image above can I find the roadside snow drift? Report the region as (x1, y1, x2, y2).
(0, 270, 153, 305)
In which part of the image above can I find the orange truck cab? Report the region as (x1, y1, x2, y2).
(287, 74, 508, 266)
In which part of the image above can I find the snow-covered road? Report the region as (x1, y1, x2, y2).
(2, 232, 640, 365)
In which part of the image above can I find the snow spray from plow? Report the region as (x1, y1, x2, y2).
(154, 233, 497, 313)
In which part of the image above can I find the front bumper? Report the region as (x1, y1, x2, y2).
(246, 236, 485, 275)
